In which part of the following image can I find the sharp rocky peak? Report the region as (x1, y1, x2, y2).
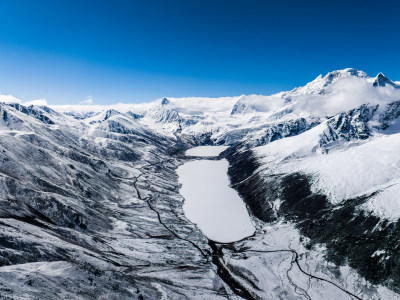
(373, 72, 399, 88)
(103, 109, 121, 121)
(161, 98, 170, 106)
(144, 98, 180, 124)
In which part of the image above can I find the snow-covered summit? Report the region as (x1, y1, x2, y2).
(144, 101, 180, 124)
(289, 68, 369, 96)
(90, 109, 122, 123)
(230, 96, 256, 115)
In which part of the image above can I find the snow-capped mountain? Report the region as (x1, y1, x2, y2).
(1, 68, 400, 299)
(373, 72, 400, 88)
(230, 96, 256, 115)
(289, 68, 369, 95)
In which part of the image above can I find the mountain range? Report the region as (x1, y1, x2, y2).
(1, 68, 400, 299)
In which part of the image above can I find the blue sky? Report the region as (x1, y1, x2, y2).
(0, 0, 399, 105)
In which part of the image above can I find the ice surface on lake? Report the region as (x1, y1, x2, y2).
(185, 146, 228, 157)
(178, 150, 255, 243)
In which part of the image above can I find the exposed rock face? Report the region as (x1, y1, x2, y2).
(4, 103, 55, 125)
(378, 100, 400, 130)
(321, 104, 377, 146)
(373, 72, 399, 88)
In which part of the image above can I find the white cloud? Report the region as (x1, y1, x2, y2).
(44, 75, 400, 119)
(233, 94, 286, 113)
(79, 97, 94, 105)
(229, 77, 400, 119)
(50, 102, 154, 114)
(23, 98, 48, 106)
(0, 94, 22, 103)
(292, 77, 400, 117)
(0, 95, 48, 106)
(167, 96, 240, 114)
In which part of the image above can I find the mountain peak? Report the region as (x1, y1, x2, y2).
(104, 109, 120, 120)
(373, 72, 398, 88)
(161, 98, 170, 106)
(322, 68, 369, 85)
(291, 68, 369, 96)
(230, 96, 256, 115)
(144, 99, 180, 124)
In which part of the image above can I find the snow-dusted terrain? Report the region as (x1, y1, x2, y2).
(1, 68, 400, 299)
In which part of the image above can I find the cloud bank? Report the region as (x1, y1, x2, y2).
(0, 94, 48, 106)
(0, 94, 22, 104)
(292, 77, 400, 117)
(2, 74, 400, 119)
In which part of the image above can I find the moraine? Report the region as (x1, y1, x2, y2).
(177, 146, 255, 243)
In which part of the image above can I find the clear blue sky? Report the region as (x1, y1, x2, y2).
(0, 0, 399, 104)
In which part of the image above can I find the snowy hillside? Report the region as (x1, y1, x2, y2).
(1, 68, 400, 299)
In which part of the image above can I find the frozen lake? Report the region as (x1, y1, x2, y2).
(178, 146, 255, 243)
(185, 145, 228, 157)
